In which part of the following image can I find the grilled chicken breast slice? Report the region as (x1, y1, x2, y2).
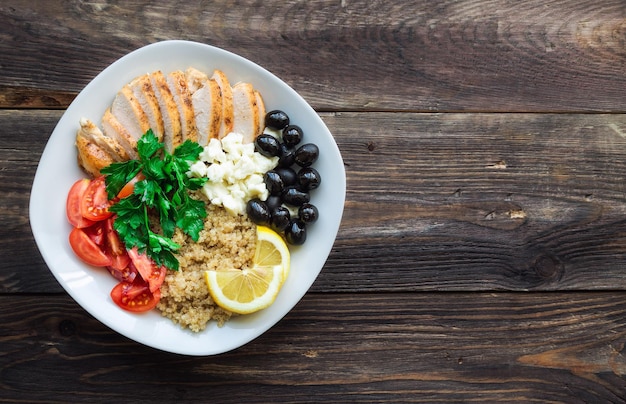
(129, 74, 165, 142)
(150, 70, 182, 152)
(77, 117, 129, 161)
(166, 70, 197, 144)
(75, 135, 115, 178)
(253, 89, 266, 137)
(75, 117, 127, 177)
(190, 78, 223, 146)
(232, 82, 259, 143)
(211, 69, 234, 139)
(185, 67, 209, 94)
(111, 86, 150, 141)
(101, 108, 138, 159)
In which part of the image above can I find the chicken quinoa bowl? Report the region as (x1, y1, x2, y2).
(30, 40, 345, 355)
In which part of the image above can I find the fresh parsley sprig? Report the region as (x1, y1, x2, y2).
(100, 130, 207, 270)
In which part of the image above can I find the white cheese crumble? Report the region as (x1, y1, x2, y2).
(188, 132, 278, 215)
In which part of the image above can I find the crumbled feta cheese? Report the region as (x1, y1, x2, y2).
(190, 132, 278, 215)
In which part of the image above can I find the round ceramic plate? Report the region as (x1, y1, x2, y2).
(29, 40, 345, 355)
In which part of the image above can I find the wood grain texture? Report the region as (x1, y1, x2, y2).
(327, 112, 626, 292)
(0, 0, 624, 112)
(3, 1, 626, 401)
(5, 110, 626, 293)
(1, 293, 625, 402)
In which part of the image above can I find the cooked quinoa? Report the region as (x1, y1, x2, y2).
(156, 203, 257, 332)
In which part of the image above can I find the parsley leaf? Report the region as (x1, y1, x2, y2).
(103, 130, 207, 270)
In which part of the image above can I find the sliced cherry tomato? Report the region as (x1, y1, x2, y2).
(128, 247, 167, 292)
(69, 227, 112, 267)
(80, 176, 113, 221)
(110, 280, 161, 313)
(66, 179, 96, 228)
(103, 217, 130, 270)
(109, 251, 131, 271)
(108, 265, 138, 283)
(82, 221, 105, 246)
(116, 173, 144, 199)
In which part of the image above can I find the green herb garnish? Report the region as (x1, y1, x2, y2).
(101, 130, 207, 270)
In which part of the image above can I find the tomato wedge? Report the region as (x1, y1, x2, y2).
(116, 173, 144, 199)
(69, 227, 112, 267)
(80, 176, 113, 221)
(110, 280, 161, 313)
(66, 179, 96, 228)
(104, 217, 130, 270)
(108, 265, 138, 283)
(82, 220, 105, 246)
(128, 247, 167, 292)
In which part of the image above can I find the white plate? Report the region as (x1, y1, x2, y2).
(29, 40, 345, 355)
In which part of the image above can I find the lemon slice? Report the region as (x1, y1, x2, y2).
(255, 225, 290, 284)
(205, 226, 290, 314)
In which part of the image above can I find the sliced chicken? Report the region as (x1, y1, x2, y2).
(231, 82, 259, 143)
(211, 69, 234, 139)
(75, 135, 115, 178)
(129, 74, 165, 142)
(185, 67, 209, 94)
(253, 89, 266, 137)
(101, 108, 138, 159)
(78, 67, 266, 168)
(75, 117, 127, 177)
(111, 86, 151, 141)
(150, 70, 182, 152)
(166, 70, 197, 144)
(77, 117, 129, 161)
(190, 78, 222, 146)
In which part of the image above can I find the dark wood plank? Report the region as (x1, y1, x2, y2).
(1, 292, 625, 402)
(328, 112, 626, 292)
(4, 110, 626, 293)
(0, 0, 624, 112)
(0, 110, 60, 293)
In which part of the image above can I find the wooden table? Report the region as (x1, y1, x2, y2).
(2, 1, 626, 402)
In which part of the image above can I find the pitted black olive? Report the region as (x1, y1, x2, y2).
(270, 206, 291, 233)
(297, 167, 321, 191)
(246, 198, 270, 226)
(254, 134, 281, 157)
(264, 170, 285, 195)
(298, 203, 319, 223)
(282, 187, 310, 206)
(265, 110, 290, 130)
(294, 143, 319, 167)
(265, 195, 282, 211)
(278, 143, 296, 167)
(274, 167, 298, 187)
(285, 219, 307, 245)
(282, 125, 303, 146)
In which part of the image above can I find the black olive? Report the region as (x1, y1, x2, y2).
(246, 198, 270, 226)
(299, 203, 319, 223)
(297, 167, 321, 191)
(294, 143, 319, 167)
(278, 143, 296, 167)
(270, 206, 291, 233)
(255, 134, 281, 157)
(265, 195, 282, 211)
(265, 110, 290, 130)
(285, 220, 307, 245)
(264, 170, 285, 195)
(274, 167, 298, 187)
(282, 125, 303, 146)
(282, 187, 310, 206)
